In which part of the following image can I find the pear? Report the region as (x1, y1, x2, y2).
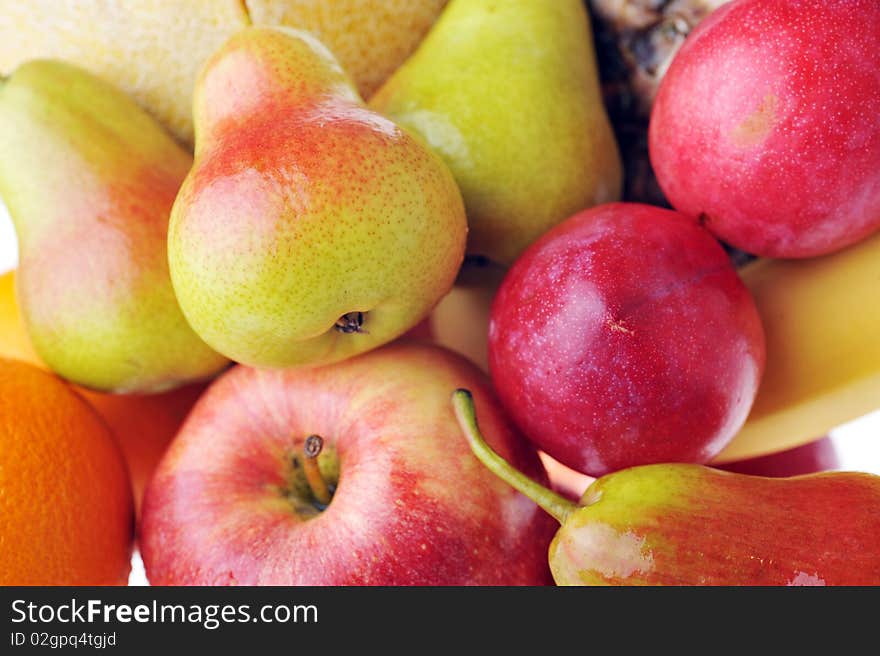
(453, 390, 880, 586)
(168, 27, 467, 369)
(371, 0, 623, 267)
(0, 61, 228, 393)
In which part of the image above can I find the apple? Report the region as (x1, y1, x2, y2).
(717, 436, 839, 478)
(140, 342, 556, 585)
(488, 203, 766, 477)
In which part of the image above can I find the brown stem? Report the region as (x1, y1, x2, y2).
(303, 435, 332, 506)
(334, 312, 367, 334)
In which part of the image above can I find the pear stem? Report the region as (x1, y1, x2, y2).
(452, 389, 576, 525)
(335, 312, 367, 334)
(303, 435, 332, 506)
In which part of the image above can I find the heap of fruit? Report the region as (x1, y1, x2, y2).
(1, 0, 879, 586)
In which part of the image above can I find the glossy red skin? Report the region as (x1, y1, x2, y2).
(555, 465, 880, 586)
(488, 203, 765, 477)
(140, 342, 555, 586)
(717, 436, 839, 478)
(650, 0, 880, 258)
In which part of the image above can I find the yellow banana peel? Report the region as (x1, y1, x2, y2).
(714, 231, 880, 462)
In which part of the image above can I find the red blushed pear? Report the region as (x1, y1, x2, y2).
(168, 27, 467, 369)
(140, 343, 555, 586)
(453, 390, 880, 586)
(488, 203, 765, 477)
(0, 61, 227, 393)
(650, 0, 880, 258)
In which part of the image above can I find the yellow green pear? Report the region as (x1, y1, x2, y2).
(168, 27, 467, 369)
(0, 61, 228, 393)
(371, 0, 623, 266)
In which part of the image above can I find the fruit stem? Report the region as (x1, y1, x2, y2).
(335, 312, 367, 334)
(303, 435, 332, 506)
(452, 389, 576, 525)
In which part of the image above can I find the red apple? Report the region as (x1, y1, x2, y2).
(717, 436, 839, 478)
(650, 0, 880, 258)
(140, 342, 556, 585)
(488, 203, 765, 477)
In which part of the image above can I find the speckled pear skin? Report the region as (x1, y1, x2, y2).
(370, 0, 623, 266)
(552, 464, 880, 586)
(0, 61, 228, 393)
(168, 27, 467, 369)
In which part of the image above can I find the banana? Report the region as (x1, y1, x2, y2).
(714, 230, 880, 462)
(430, 266, 506, 373)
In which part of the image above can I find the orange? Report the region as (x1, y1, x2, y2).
(0, 358, 133, 584)
(0, 270, 208, 516)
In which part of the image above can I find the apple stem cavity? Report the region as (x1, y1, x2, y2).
(451, 389, 576, 525)
(303, 435, 333, 507)
(334, 312, 367, 334)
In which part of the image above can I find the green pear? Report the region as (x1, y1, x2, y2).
(0, 61, 228, 393)
(168, 27, 467, 369)
(371, 0, 623, 267)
